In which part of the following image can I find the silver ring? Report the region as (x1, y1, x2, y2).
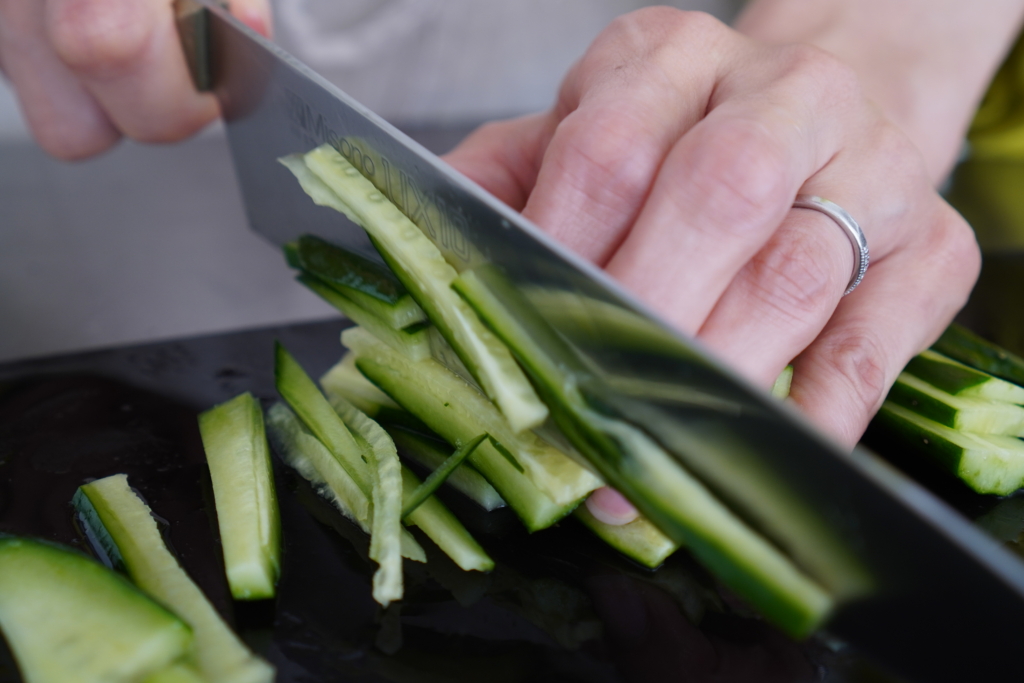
(792, 194, 869, 295)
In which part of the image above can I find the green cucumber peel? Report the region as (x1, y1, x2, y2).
(402, 433, 488, 519)
(932, 323, 1024, 388)
(905, 349, 1024, 403)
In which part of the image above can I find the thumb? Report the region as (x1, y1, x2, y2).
(227, 0, 272, 38)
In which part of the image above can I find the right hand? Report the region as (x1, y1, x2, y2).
(0, 0, 270, 160)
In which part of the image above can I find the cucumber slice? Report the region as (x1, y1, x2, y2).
(198, 392, 280, 600)
(143, 663, 206, 683)
(266, 402, 426, 562)
(295, 145, 548, 434)
(343, 326, 601, 508)
(401, 466, 495, 572)
(284, 234, 426, 330)
(453, 266, 832, 638)
(905, 349, 1024, 403)
(772, 365, 793, 399)
(932, 323, 1024, 388)
(386, 427, 506, 511)
(298, 275, 431, 361)
(0, 536, 192, 683)
(74, 475, 275, 683)
(875, 402, 1024, 495)
(275, 341, 373, 495)
(320, 352, 400, 417)
(887, 372, 1024, 435)
(330, 395, 405, 607)
(573, 505, 680, 569)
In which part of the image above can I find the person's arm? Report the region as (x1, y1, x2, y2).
(736, 0, 1024, 184)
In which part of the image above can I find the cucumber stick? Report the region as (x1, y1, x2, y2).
(385, 427, 506, 512)
(875, 402, 1024, 495)
(343, 326, 601, 509)
(298, 274, 431, 361)
(402, 433, 487, 518)
(74, 475, 275, 683)
(294, 145, 548, 434)
(320, 352, 401, 417)
(266, 402, 427, 562)
(453, 266, 832, 638)
(198, 392, 280, 600)
(904, 349, 1024, 404)
(0, 536, 193, 683)
(401, 467, 495, 572)
(284, 234, 426, 330)
(887, 372, 1024, 436)
(573, 505, 680, 569)
(932, 322, 1024, 388)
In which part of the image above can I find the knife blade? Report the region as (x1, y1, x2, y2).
(176, 2, 1024, 679)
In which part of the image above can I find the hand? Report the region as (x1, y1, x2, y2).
(444, 8, 980, 522)
(0, 0, 271, 160)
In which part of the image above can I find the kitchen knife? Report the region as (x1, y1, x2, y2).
(176, 2, 1024, 679)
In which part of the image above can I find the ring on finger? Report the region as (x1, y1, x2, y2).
(792, 195, 869, 295)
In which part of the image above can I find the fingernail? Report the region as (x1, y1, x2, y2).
(586, 487, 639, 526)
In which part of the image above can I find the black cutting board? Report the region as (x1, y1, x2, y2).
(0, 319, 897, 682)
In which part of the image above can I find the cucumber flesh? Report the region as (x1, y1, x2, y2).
(266, 402, 426, 562)
(74, 475, 275, 683)
(0, 536, 193, 683)
(343, 325, 601, 508)
(143, 663, 206, 683)
(876, 402, 1024, 495)
(298, 275, 431, 361)
(284, 234, 426, 330)
(401, 466, 495, 572)
(275, 342, 374, 495)
(932, 323, 1024, 388)
(386, 426, 506, 511)
(887, 372, 1024, 435)
(320, 352, 401, 417)
(905, 349, 1024, 403)
(573, 505, 680, 569)
(453, 266, 833, 638)
(198, 392, 281, 600)
(296, 145, 548, 434)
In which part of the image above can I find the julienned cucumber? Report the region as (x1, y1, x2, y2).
(452, 266, 832, 638)
(932, 323, 1024, 388)
(74, 475, 275, 683)
(343, 325, 601, 509)
(0, 536, 194, 683)
(298, 274, 431, 361)
(291, 145, 548, 434)
(284, 234, 426, 330)
(198, 392, 281, 600)
(573, 505, 680, 569)
(320, 352, 427, 432)
(887, 372, 1024, 436)
(904, 349, 1024, 404)
(874, 402, 1024, 495)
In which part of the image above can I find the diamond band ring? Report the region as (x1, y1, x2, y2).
(792, 195, 869, 295)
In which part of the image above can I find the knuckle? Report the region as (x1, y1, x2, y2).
(748, 231, 840, 322)
(777, 43, 861, 106)
(48, 0, 152, 77)
(820, 329, 890, 412)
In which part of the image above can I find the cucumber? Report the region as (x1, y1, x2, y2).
(573, 505, 680, 569)
(298, 274, 431, 361)
(402, 433, 488, 518)
(875, 402, 1024, 495)
(320, 352, 427, 431)
(0, 536, 193, 683)
(74, 475, 275, 683)
(343, 326, 601, 508)
(904, 349, 1024, 403)
(932, 323, 1024, 388)
(772, 365, 794, 399)
(453, 266, 833, 638)
(198, 392, 281, 600)
(143, 663, 206, 683)
(293, 145, 548, 434)
(401, 466, 495, 572)
(284, 234, 426, 330)
(275, 341, 373, 495)
(265, 402, 427, 562)
(887, 372, 1024, 435)
(385, 427, 506, 512)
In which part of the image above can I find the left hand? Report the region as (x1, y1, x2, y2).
(443, 8, 981, 524)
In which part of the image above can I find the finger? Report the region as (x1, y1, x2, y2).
(0, 0, 119, 158)
(46, 0, 218, 143)
(585, 486, 639, 526)
(604, 45, 859, 335)
(442, 113, 554, 211)
(518, 9, 730, 264)
(788, 204, 980, 447)
(228, 0, 274, 38)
